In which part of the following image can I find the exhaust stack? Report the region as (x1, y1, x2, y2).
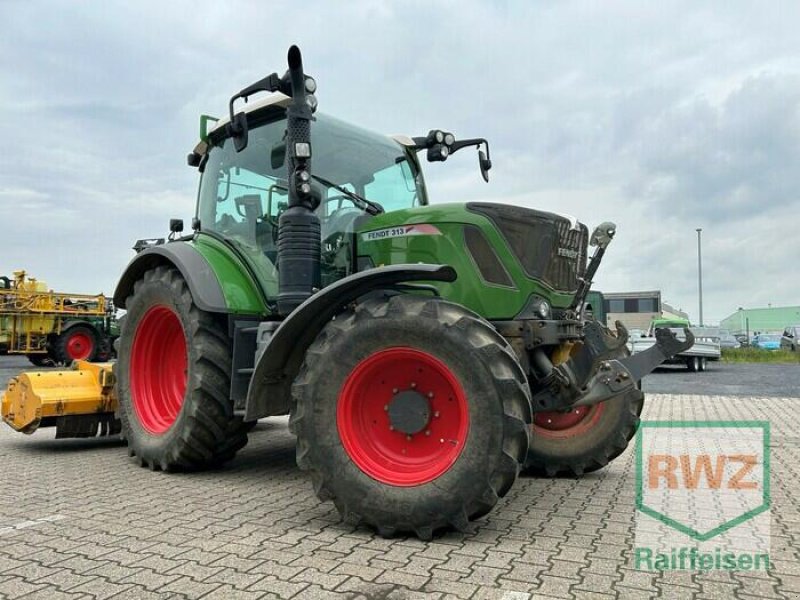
(277, 45, 321, 316)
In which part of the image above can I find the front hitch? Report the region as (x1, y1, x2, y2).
(530, 321, 694, 412)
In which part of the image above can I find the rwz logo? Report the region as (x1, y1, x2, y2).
(648, 454, 758, 490)
(636, 421, 770, 541)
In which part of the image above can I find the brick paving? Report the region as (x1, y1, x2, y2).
(0, 393, 797, 599)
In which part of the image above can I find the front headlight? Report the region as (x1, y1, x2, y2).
(529, 298, 550, 319)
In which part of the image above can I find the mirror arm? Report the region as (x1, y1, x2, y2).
(449, 137, 487, 155)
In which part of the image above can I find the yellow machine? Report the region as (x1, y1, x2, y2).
(1, 361, 119, 437)
(0, 270, 113, 365)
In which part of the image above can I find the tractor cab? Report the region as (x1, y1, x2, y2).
(195, 99, 428, 293)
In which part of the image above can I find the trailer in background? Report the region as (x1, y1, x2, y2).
(628, 318, 721, 372)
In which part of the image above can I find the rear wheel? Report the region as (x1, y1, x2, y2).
(698, 357, 708, 372)
(55, 325, 98, 364)
(525, 387, 643, 477)
(291, 295, 531, 539)
(116, 266, 248, 471)
(687, 356, 700, 372)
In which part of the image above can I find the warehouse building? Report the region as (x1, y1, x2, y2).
(719, 305, 800, 336)
(602, 291, 690, 332)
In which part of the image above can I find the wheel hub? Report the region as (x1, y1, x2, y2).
(66, 332, 93, 361)
(388, 390, 430, 435)
(336, 347, 469, 486)
(130, 305, 188, 435)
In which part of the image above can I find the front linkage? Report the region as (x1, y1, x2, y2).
(528, 319, 693, 412)
(498, 221, 694, 415)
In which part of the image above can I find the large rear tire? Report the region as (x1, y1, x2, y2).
(291, 295, 531, 540)
(525, 387, 643, 477)
(116, 266, 248, 471)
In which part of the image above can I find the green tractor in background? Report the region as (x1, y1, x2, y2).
(112, 46, 690, 538)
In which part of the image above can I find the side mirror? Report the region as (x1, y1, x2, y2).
(271, 141, 287, 169)
(228, 113, 249, 152)
(479, 149, 492, 182)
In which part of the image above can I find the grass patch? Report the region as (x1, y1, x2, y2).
(721, 348, 800, 363)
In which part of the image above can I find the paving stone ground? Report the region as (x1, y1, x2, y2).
(0, 363, 797, 598)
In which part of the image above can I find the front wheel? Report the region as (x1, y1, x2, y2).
(291, 295, 531, 539)
(525, 387, 643, 477)
(116, 266, 248, 471)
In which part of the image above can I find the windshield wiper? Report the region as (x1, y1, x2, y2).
(311, 174, 384, 216)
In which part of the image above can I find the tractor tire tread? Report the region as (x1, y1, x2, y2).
(292, 295, 531, 539)
(525, 389, 642, 477)
(117, 267, 248, 471)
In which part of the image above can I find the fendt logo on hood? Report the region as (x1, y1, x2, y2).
(361, 224, 442, 242)
(557, 247, 579, 259)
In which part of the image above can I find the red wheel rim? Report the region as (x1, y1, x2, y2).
(337, 347, 469, 486)
(65, 332, 94, 361)
(533, 404, 605, 439)
(130, 306, 188, 434)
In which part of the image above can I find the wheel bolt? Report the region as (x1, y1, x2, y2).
(547, 418, 552, 424)
(425, 430, 431, 436)
(389, 425, 394, 431)
(384, 404, 389, 411)
(406, 435, 412, 441)
(427, 392, 434, 398)
(392, 388, 398, 394)
(434, 411, 440, 418)
(410, 382, 417, 388)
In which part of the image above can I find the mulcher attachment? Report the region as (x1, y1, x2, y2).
(1, 361, 119, 437)
(54, 414, 121, 438)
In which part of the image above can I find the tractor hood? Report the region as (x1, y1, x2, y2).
(356, 202, 589, 319)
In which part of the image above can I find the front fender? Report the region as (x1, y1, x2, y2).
(244, 264, 457, 421)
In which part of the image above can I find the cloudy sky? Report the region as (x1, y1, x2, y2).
(1, 1, 798, 324)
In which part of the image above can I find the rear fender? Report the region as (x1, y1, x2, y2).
(113, 243, 226, 312)
(244, 264, 457, 421)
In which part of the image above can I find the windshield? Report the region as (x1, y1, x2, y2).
(198, 113, 424, 229)
(196, 112, 426, 297)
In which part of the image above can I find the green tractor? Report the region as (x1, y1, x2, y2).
(112, 46, 690, 538)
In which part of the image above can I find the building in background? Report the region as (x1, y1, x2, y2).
(603, 291, 661, 331)
(602, 290, 689, 332)
(719, 305, 800, 336)
(662, 302, 689, 321)
(584, 290, 606, 324)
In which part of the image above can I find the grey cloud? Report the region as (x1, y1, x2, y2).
(0, 0, 798, 324)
